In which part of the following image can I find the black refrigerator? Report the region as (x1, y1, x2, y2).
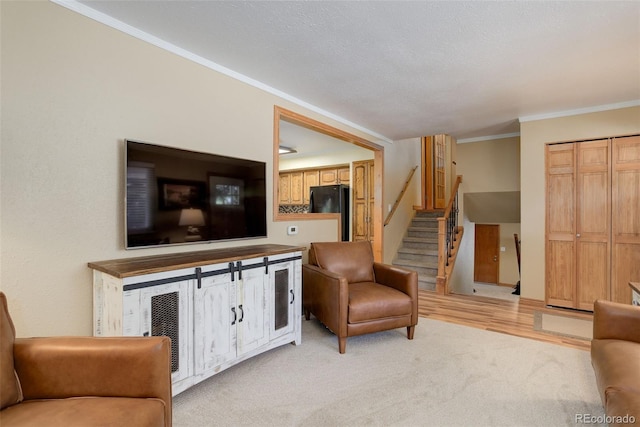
(309, 184, 350, 241)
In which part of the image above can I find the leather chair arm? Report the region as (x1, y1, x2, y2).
(302, 264, 349, 336)
(373, 263, 418, 296)
(14, 336, 172, 423)
(373, 263, 419, 324)
(593, 299, 640, 343)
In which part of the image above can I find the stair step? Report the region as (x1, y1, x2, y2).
(392, 210, 447, 293)
(407, 231, 438, 239)
(414, 211, 443, 219)
(403, 236, 438, 244)
(407, 226, 438, 233)
(418, 275, 437, 292)
(397, 247, 438, 256)
(394, 258, 438, 269)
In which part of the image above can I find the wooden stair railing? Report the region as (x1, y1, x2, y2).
(436, 175, 464, 295)
(384, 165, 418, 227)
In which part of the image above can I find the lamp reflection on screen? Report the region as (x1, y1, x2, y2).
(179, 208, 205, 241)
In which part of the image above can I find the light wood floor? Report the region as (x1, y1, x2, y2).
(418, 290, 593, 351)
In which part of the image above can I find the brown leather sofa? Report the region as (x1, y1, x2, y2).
(303, 241, 418, 353)
(591, 299, 640, 425)
(0, 292, 172, 426)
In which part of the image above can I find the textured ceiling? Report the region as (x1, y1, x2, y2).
(70, 0, 640, 142)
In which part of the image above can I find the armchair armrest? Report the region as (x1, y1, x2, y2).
(373, 263, 418, 324)
(302, 264, 349, 336)
(373, 263, 418, 296)
(593, 299, 640, 343)
(14, 336, 172, 422)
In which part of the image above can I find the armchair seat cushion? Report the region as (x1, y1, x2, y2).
(0, 396, 167, 427)
(348, 282, 413, 324)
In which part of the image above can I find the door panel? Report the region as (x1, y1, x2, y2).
(575, 140, 610, 311)
(612, 136, 640, 303)
(546, 144, 576, 308)
(576, 241, 609, 310)
(546, 240, 575, 306)
(474, 224, 499, 284)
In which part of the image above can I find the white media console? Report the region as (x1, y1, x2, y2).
(89, 244, 304, 396)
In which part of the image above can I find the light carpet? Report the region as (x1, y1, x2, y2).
(534, 312, 593, 341)
(173, 318, 603, 427)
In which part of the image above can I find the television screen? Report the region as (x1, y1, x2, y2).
(125, 140, 267, 249)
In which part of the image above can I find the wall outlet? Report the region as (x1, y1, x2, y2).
(500, 246, 506, 252)
(287, 225, 298, 235)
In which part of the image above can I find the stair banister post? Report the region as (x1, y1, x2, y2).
(436, 216, 446, 294)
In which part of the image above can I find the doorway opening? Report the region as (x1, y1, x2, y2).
(272, 106, 384, 260)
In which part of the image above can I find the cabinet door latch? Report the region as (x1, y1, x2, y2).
(229, 262, 235, 282)
(196, 267, 202, 289)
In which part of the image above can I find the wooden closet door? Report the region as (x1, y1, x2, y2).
(575, 140, 610, 311)
(546, 144, 576, 308)
(611, 136, 640, 304)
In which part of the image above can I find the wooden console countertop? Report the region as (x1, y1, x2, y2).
(88, 244, 307, 278)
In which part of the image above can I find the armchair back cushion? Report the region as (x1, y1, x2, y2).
(309, 241, 375, 283)
(0, 293, 22, 409)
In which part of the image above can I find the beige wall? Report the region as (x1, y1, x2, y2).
(0, 2, 420, 336)
(450, 136, 521, 294)
(520, 106, 640, 301)
(382, 138, 422, 264)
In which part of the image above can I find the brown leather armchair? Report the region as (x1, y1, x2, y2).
(0, 292, 172, 427)
(303, 241, 418, 353)
(591, 299, 640, 424)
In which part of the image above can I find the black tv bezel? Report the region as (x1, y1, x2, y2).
(124, 139, 267, 250)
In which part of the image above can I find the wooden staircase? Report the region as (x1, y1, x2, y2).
(393, 211, 442, 291)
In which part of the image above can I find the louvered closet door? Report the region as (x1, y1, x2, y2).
(611, 136, 640, 304)
(546, 143, 577, 308)
(575, 140, 610, 311)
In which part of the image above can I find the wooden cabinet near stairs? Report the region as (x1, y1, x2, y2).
(352, 160, 375, 242)
(545, 135, 640, 310)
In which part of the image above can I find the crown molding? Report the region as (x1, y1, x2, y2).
(457, 132, 521, 144)
(519, 100, 640, 123)
(50, 0, 394, 144)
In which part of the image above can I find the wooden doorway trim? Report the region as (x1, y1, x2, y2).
(273, 106, 385, 261)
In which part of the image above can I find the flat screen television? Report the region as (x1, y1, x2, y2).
(125, 139, 267, 249)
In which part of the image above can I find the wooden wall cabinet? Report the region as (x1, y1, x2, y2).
(545, 136, 640, 310)
(303, 170, 319, 204)
(279, 164, 349, 205)
(89, 244, 304, 396)
(319, 167, 350, 186)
